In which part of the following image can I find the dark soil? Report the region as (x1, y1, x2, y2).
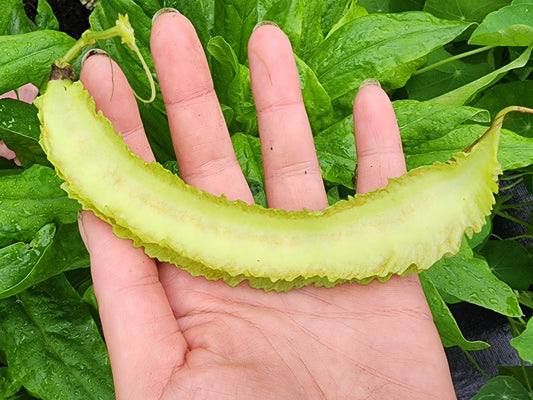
(24, 0, 91, 38)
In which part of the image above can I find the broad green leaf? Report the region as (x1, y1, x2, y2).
(214, 0, 258, 63)
(0, 275, 114, 400)
(424, 0, 511, 23)
(0, 222, 88, 299)
(0, 366, 21, 398)
(0, 164, 79, 247)
(424, 238, 522, 317)
(320, 0, 350, 34)
(0, 30, 75, 94)
(0, 0, 36, 35)
(406, 47, 494, 101)
(326, 184, 341, 205)
(231, 133, 266, 206)
(0, 0, 21, 34)
(294, 0, 324, 58)
(517, 290, 533, 309)
(357, 0, 424, 13)
(419, 274, 490, 350)
(394, 100, 490, 147)
(0, 223, 56, 297)
(480, 240, 533, 291)
(472, 376, 531, 400)
(470, 3, 533, 46)
(430, 45, 533, 106)
(35, 0, 59, 31)
(0, 98, 48, 167)
(308, 12, 472, 117)
(208, 36, 257, 135)
(326, 1, 368, 39)
(499, 365, 533, 389)
(474, 80, 533, 137)
(405, 125, 533, 171)
(510, 317, 533, 362)
(295, 55, 333, 133)
(314, 115, 356, 188)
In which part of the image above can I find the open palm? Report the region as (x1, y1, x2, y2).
(78, 10, 456, 400)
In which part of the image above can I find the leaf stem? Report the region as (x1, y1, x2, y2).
(412, 45, 496, 76)
(461, 348, 490, 381)
(55, 14, 155, 103)
(494, 210, 533, 230)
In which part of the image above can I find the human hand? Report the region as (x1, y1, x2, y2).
(78, 10, 456, 400)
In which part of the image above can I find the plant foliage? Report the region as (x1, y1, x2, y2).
(0, 0, 532, 397)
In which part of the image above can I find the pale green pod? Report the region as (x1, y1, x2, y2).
(36, 78, 505, 292)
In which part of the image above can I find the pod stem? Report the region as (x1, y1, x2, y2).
(463, 106, 533, 153)
(55, 14, 155, 104)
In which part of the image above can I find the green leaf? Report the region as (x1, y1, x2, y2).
(406, 47, 494, 101)
(474, 80, 533, 138)
(208, 36, 257, 135)
(0, 366, 21, 398)
(480, 240, 533, 291)
(470, 3, 533, 46)
(293, 0, 324, 58)
(0, 0, 36, 35)
(308, 12, 472, 118)
(430, 45, 533, 106)
(0, 99, 49, 167)
(320, 0, 350, 35)
(0, 164, 80, 247)
(314, 115, 356, 188)
(472, 376, 531, 399)
(35, 0, 60, 31)
(510, 317, 533, 362)
(424, 0, 511, 23)
(326, 0, 368, 39)
(394, 99, 490, 147)
(0, 0, 21, 34)
(231, 133, 266, 206)
(214, 0, 258, 63)
(405, 125, 533, 171)
(419, 273, 490, 350)
(0, 30, 75, 94)
(0, 222, 89, 299)
(499, 365, 533, 389)
(357, 0, 424, 13)
(295, 55, 333, 133)
(424, 238, 522, 317)
(0, 275, 114, 400)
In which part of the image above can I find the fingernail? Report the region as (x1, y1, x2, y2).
(360, 78, 381, 89)
(253, 20, 279, 32)
(153, 7, 180, 24)
(81, 48, 108, 66)
(78, 210, 90, 251)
